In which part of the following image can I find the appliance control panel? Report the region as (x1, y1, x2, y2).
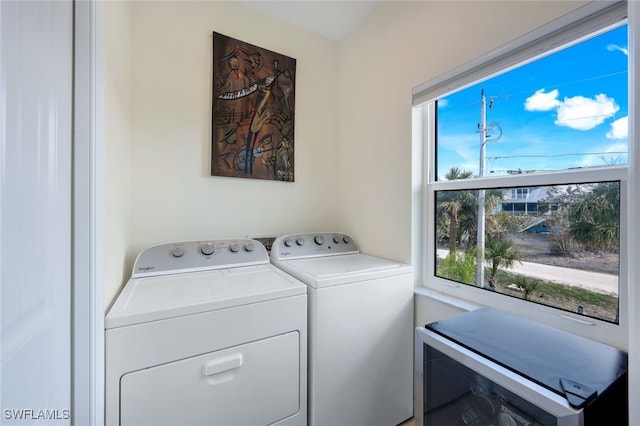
(271, 232, 359, 260)
(131, 239, 269, 278)
(246, 234, 277, 255)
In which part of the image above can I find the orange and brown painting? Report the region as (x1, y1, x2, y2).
(212, 32, 296, 182)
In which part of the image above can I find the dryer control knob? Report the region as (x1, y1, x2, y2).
(170, 246, 185, 258)
(343, 236, 351, 244)
(244, 242, 255, 252)
(333, 236, 341, 244)
(229, 242, 240, 253)
(314, 235, 324, 245)
(284, 238, 293, 247)
(296, 238, 305, 246)
(200, 242, 215, 256)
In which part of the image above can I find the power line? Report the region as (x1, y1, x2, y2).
(501, 70, 627, 100)
(437, 69, 627, 118)
(488, 151, 627, 160)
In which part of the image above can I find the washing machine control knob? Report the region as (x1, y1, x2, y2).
(244, 242, 255, 252)
(333, 236, 341, 244)
(170, 246, 185, 257)
(343, 236, 351, 244)
(284, 238, 293, 247)
(314, 235, 324, 245)
(229, 242, 240, 253)
(296, 238, 305, 246)
(200, 242, 215, 256)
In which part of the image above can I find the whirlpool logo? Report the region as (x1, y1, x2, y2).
(137, 266, 155, 272)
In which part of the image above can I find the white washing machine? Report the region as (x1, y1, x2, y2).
(105, 239, 307, 426)
(270, 232, 414, 426)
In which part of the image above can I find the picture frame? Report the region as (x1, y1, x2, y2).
(211, 32, 296, 182)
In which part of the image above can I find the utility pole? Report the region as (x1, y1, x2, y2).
(477, 89, 487, 288)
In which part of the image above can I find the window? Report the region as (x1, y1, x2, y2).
(510, 188, 529, 200)
(414, 2, 629, 347)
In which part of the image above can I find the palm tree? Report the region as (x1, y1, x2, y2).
(570, 182, 620, 251)
(514, 275, 538, 301)
(437, 167, 474, 253)
(462, 187, 505, 249)
(438, 167, 505, 252)
(437, 249, 477, 285)
(485, 234, 522, 288)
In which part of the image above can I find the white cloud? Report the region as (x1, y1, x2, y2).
(438, 98, 449, 108)
(555, 94, 619, 130)
(606, 141, 628, 152)
(578, 141, 628, 168)
(524, 89, 560, 111)
(437, 132, 480, 176)
(606, 116, 628, 139)
(607, 44, 629, 56)
(525, 88, 621, 131)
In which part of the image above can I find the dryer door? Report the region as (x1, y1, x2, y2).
(120, 331, 300, 426)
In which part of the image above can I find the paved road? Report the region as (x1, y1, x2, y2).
(437, 249, 618, 296)
(506, 259, 617, 296)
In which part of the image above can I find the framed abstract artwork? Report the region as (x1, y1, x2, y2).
(211, 32, 296, 181)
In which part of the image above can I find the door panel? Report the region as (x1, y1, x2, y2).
(120, 332, 300, 426)
(1, 1, 73, 423)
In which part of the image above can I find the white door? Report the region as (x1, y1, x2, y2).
(120, 332, 300, 426)
(1, 1, 73, 424)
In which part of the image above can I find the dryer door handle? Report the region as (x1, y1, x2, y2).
(203, 353, 244, 376)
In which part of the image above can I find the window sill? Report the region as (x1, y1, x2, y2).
(414, 286, 482, 312)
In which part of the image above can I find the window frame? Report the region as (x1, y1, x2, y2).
(414, 1, 630, 349)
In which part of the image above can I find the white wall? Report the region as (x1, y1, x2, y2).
(104, 0, 594, 310)
(102, 1, 636, 420)
(104, 1, 340, 306)
(337, 0, 588, 313)
(104, 1, 132, 309)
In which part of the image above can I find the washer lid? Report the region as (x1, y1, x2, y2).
(272, 253, 413, 288)
(105, 264, 306, 329)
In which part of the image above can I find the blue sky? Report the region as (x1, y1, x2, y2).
(436, 24, 628, 179)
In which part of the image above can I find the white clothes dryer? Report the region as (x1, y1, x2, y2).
(270, 232, 414, 426)
(105, 239, 307, 426)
